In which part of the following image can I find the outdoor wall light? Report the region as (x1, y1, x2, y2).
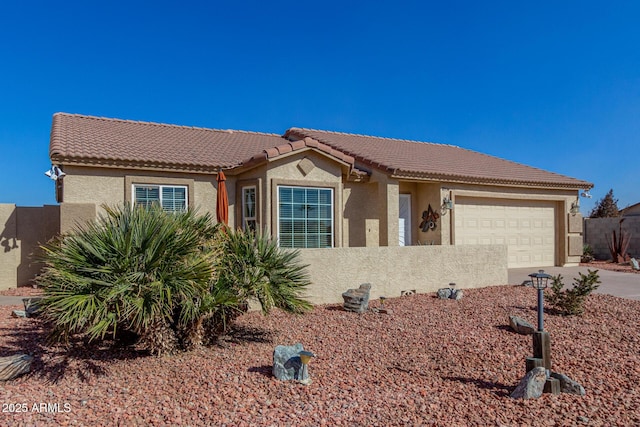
(441, 196, 453, 214)
(570, 201, 580, 215)
(529, 270, 552, 331)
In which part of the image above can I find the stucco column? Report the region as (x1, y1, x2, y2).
(376, 175, 399, 246)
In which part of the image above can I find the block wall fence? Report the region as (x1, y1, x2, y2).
(583, 217, 640, 260)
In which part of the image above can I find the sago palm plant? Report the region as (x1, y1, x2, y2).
(38, 204, 233, 354)
(213, 227, 313, 317)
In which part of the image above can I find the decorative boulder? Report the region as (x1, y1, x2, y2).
(437, 288, 452, 299)
(631, 258, 639, 271)
(22, 297, 43, 317)
(551, 372, 586, 396)
(342, 283, 371, 313)
(511, 367, 547, 399)
(509, 316, 535, 335)
(273, 343, 309, 382)
(437, 289, 463, 300)
(0, 354, 33, 381)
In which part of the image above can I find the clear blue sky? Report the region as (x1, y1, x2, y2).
(1, 1, 638, 214)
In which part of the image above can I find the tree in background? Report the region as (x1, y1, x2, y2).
(589, 189, 620, 218)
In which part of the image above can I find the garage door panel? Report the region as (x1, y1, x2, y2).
(455, 198, 555, 268)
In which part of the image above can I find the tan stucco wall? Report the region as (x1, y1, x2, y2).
(0, 204, 19, 289)
(61, 165, 220, 220)
(59, 161, 583, 266)
(297, 244, 508, 305)
(0, 204, 60, 290)
(60, 203, 97, 233)
(343, 182, 379, 247)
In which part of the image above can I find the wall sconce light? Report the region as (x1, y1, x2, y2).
(441, 196, 453, 215)
(570, 200, 580, 215)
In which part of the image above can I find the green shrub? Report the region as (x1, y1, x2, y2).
(213, 227, 313, 317)
(38, 204, 235, 355)
(38, 205, 313, 355)
(544, 270, 601, 316)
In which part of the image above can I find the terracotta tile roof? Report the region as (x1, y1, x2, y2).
(50, 113, 287, 172)
(49, 113, 592, 189)
(285, 128, 593, 189)
(240, 137, 356, 169)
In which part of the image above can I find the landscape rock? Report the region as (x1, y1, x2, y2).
(437, 288, 452, 299)
(0, 354, 33, 381)
(631, 258, 639, 271)
(22, 297, 43, 317)
(509, 316, 535, 335)
(437, 288, 463, 300)
(551, 372, 586, 396)
(511, 367, 547, 399)
(273, 343, 309, 382)
(342, 283, 371, 313)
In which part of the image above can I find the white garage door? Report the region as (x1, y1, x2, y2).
(454, 197, 556, 268)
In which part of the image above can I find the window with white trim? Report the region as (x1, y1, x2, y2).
(133, 184, 187, 212)
(242, 186, 257, 231)
(278, 186, 333, 248)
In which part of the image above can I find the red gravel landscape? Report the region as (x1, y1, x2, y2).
(580, 260, 640, 275)
(1, 285, 639, 426)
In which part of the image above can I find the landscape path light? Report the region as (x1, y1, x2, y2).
(298, 350, 315, 385)
(528, 270, 552, 331)
(525, 270, 560, 394)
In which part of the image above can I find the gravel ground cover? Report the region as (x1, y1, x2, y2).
(1, 284, 639, 426)
(580, 260, 640, 275)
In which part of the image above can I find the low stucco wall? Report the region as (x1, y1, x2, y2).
(297, 245, 508, 305)
(584, 217, 640, 260)
(0, 204, 60, 290)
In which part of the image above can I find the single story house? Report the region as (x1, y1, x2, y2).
(49, 112, 592, 270)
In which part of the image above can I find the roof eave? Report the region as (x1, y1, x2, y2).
(50, 157, 224, 175)
(390, 170, 593, 191)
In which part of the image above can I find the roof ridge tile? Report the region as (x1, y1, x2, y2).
(287, 126, 457, 148)
(54, 112, 281, 137)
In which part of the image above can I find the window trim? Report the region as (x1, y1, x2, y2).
(125, 176, 194, 211)
(276, 185, 335, 248)
(241, 185, 257, 231)
(132, 184, 189, 212)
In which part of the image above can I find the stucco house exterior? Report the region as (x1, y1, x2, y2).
(49, 112, 592, 271)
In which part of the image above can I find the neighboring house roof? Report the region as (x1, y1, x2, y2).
(621, 202, 640, 216)
(285, 128, 593, 189)
(50, 113, 593, 190)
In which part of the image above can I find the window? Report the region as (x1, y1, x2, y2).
(278, 186, 333, 248)
(133, 185, 187, 212)
(242, 186, 257, 231)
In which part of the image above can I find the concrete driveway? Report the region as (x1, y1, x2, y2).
(508, 266, 640, 301)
